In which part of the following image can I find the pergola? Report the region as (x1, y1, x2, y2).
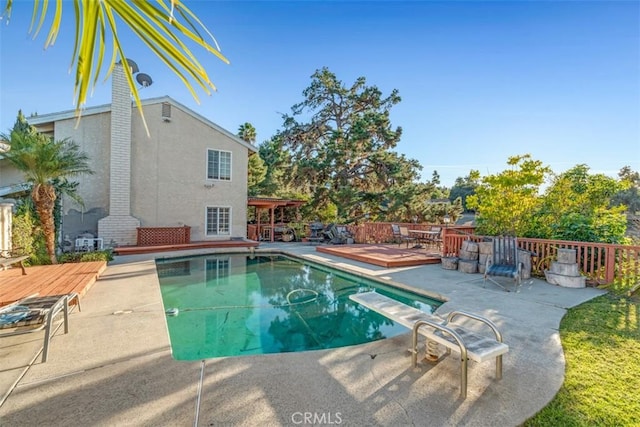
(247, 197, 306, 242)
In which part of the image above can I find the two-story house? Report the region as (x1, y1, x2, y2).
(0, 61, 256, 248)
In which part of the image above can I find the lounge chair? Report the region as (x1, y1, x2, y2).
(484, 236, 523, 292)
(323, 224, 353, 244)
(0, 293, 80, 362)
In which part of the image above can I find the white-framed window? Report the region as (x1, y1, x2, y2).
(206, 206, 231, 236)
(207, 149, 232, 181)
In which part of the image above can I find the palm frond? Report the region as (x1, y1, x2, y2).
(4, 0, 229, 135)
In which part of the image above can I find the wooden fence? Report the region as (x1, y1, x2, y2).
(349, 222, 640, 286)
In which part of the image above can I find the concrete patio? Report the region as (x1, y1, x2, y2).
(0, 243, 606, 426)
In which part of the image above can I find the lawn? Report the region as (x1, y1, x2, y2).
(525, 288, 640, 426)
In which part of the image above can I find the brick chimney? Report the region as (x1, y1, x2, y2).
(98, 60, 141, 246)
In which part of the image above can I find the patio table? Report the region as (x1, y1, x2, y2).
(408, 229, 440, 247)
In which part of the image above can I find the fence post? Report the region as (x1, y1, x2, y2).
(442, 228, 449, 256)
(605, 246, 616, 284)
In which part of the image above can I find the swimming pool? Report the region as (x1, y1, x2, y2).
(156, 253, 443, 360)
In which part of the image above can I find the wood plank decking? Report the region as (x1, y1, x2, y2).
(0, 261, 106, 306)
(316, 244, 441, 268)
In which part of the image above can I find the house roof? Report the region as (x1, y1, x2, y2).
(0, 183, 30, 198)
(27, 96, 257, 153)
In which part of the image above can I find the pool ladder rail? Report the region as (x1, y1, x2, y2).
(349, 291, 509, 398)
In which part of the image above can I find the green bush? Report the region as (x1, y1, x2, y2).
(58, 250, 113, 263)
(11, 209, 35, 258)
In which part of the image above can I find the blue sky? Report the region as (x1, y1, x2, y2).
(1, 1, 638, 186)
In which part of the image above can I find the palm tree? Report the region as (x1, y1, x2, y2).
(237, 122, 265, 195)
(1, 129, 92, 264)
(238, 122, 257, 145)
(2, 0, 228, 133)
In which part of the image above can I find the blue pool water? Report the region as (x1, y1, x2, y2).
(156, 253, 442, 360)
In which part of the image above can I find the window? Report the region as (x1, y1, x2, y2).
(206, 207, 231, 236)
(207, 149, 231, 180)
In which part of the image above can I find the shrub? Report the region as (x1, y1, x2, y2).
(58, 250, 113, 263)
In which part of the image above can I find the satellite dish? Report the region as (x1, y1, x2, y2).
(136, 73, 153, 87)
(122, 58, 139, 74)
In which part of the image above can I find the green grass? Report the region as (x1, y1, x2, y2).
(524, 289, 640, 426)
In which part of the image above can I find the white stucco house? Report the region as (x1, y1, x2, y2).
(0, 62, 257, 249)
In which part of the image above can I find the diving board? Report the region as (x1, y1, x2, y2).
(349, 291, 509, 398)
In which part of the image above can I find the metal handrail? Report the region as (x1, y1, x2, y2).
(412, 319, 469, 398)
(446, 310, 504, 379)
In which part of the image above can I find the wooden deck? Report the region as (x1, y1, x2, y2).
(316, 244, 441, 268)
(113, 240, 259, 256)
(0, 261, 106, 306)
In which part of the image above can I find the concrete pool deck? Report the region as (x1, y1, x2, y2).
(0, 243, 606, 426)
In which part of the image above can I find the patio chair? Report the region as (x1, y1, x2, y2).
(0, 293, 80, 362)
(484, 236, 523, 292)
(391, 224, 416, 248)
(428, 226, 443, 249)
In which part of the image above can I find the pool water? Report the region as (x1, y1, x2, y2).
(156, 253, 442, 361)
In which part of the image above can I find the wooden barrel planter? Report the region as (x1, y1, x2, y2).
(441, 256, 459, 270)
(458, 259, 478, 274)
(478, 241, 493, 255)
(459, 240, 479, 261)
(478, 253, 489, 274)
(519, 249, 532, 279)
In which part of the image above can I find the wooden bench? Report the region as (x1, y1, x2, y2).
(349, 291, 509, 398)
(0, 255, 28, 275)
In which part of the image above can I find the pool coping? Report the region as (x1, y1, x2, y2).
(0, 243, 607, 426)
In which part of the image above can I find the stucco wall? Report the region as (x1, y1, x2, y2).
(0, 160, 24, 188)
(54, 114, 112, 213)
(130, 103, 249, 241)
(52, 114, 111, 241)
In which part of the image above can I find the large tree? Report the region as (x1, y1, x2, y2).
(535, 164, 627, 243)
(466, 154, 550, 236)
(1, 129, 92, 263)
(613, 166, 640, 214)
(2, 0, 227, 132)
(277, 67, 423, 222)
(450, 170, 481, 212)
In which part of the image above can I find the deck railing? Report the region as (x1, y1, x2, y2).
(352, 222, 640, 286)
(347, 222, 475, 245)
(439, 229, 640, 285)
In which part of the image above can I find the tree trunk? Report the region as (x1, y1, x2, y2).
(32, 184, 58, 264)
